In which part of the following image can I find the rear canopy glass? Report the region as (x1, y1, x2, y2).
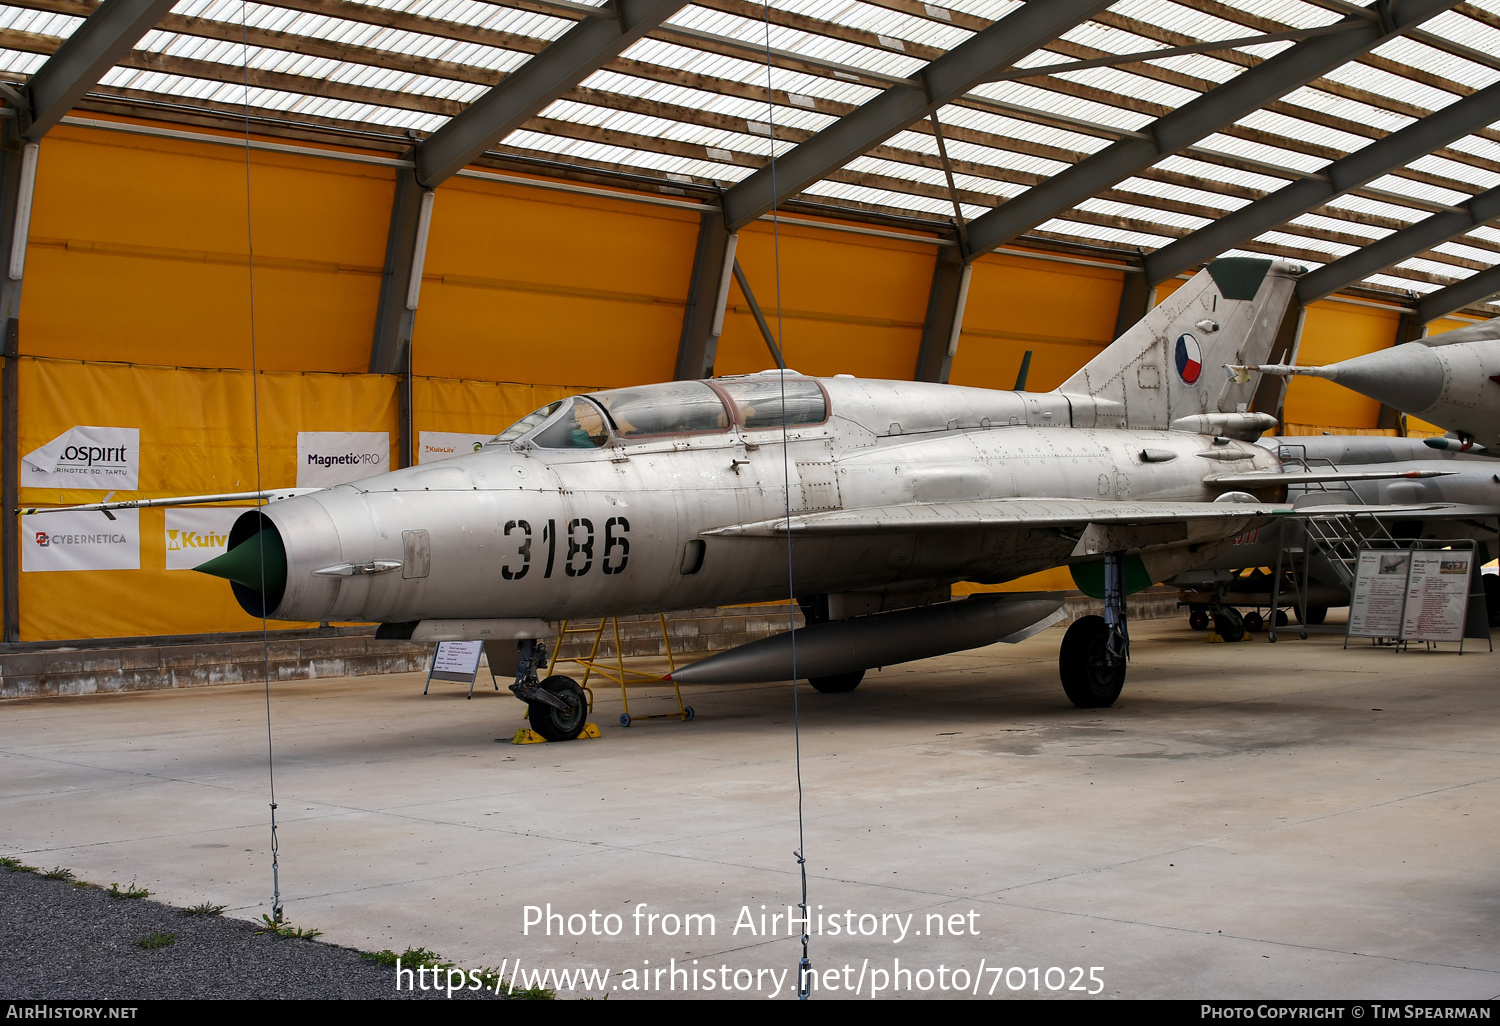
(717, 378, 827, 428)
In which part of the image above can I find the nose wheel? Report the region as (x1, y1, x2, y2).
(509, 640, 589, 742)
(1061, 551, 1128, 708)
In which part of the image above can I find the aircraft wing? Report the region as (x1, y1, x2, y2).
(702, 498, 1461, 538)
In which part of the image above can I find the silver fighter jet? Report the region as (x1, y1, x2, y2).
(1233, 316, 1500, 453)
(178, 257, 1437, 741)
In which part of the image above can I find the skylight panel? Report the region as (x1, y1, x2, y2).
(1254, 229, 1353, 259)
(1433, 240, 1500, 264)
(667, 6, 925, 78)
(1395, 256, 1474, 280)
(1075, 195, 1209, 233)
(1234, 108, 1373, 155)
(1319, 58, 1470, 112)
(1287, 212, 1388, 240)
(0, 49, 45, 75)
(937, 104, 1107, 156)
(1364, 173, 1474, 207)
(1364, 273, 1441, 293)
(972, 80, 1156, 133)
(1036, 217, 1176, 248)
(1193, 133, 1330, 175)
(1404, 153, 1500, 191)
(1152, 153, 1289, 194)
(1322, 192, 1428, 223)
(775, 0, 973, 51)
(0, 7, 83, 36)
(1280, 84, 1419, 135)
(1041, 65, 1201, 110)
(1117, 174, 1249, 211)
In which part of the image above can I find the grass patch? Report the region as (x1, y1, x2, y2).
(41, 866, 74, 882)
(135, 932, 177, 950)
(362, 946, 554, 1000)
(108, 880, 150, 900)
(257, 914, 322, 940)
(0, 857, 37, 873)
(181, 901, 227, 917)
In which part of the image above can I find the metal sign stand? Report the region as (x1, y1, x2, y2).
(423, 640, 498, 699)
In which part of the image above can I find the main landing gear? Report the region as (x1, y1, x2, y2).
(510, 639, 588, 741)
(1060, 551, 1128, 708)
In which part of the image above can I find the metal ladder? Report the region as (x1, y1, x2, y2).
(1268, 443, 1402, 639)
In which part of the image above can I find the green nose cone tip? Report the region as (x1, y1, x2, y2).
(195, 527, 287, 597)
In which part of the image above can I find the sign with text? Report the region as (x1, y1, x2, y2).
(22, 426, 139, 491)
(296, 431, 389, 487)
(164, 508, 244, 570)
(23, 509, 140, 572)
(1401, 551, 1472, 643)
(1348, 551, 1411, 638)
(418, 432, 491, 463)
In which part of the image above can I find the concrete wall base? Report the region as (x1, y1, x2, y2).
(0, 591, 1185, 699)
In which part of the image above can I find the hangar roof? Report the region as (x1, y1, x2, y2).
(4, 0, 1500, 317)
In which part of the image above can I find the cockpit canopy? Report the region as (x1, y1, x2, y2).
(490, 376, 828, 450)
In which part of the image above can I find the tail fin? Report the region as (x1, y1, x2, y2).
(1056, 258, 1302, 429)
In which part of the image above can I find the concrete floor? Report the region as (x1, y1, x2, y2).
(2, 616, 1498, 1000)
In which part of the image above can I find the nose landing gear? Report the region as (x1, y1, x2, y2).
(1060, 551, 1128, 708)
(509, 639, 589, 741)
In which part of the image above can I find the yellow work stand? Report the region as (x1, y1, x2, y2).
(555, 614, 694, 727)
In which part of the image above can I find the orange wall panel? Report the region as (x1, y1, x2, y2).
(412, 178, 700, 385)
(1282, 300, 1400, 430)
(714, 220, 933, 379)
(21, 123, 389, 372)
(949, 251, 1122, 391)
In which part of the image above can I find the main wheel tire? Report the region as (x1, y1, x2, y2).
(1243, 610, 1264, 633)
(1059, 615, 1125, 708)
(1211, 606, 1245, 642)
(808, 670, 864, 693)
(526, 675, 587, 742)
(1274, 609, 1289, 628)
(1484, 574, 1500, 628)
(1188, 606, 1210, 631)
(1300, 605, 1328, 626)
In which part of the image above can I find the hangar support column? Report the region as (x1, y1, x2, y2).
(0, 119, 22, 642)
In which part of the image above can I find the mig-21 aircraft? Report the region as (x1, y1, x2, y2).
(27, 257, 1461, 742)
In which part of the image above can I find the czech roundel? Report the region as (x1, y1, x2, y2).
(1175, 333, 1203, 384)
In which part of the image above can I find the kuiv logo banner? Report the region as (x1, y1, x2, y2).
(165, 508, 243, 570)
(296, 431, 390, 487)
(418, 431, 492, 464)
(23, 509, 140, 572)
(1174, 333, 1203, 384)
(22, 426, 140, 490)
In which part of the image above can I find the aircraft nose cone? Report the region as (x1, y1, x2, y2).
(195, 519, 287, 617)
(195, 525, 286, 593)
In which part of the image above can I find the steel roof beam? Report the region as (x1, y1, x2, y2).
(414, 0, 688, 188)
(959, 0, 1463, 263)
(371, 0, 687, 374)
(1296, 185, 1500, 308)
(1416, 260, 1500, 322)
(1145, 78, 1500, 286)
(719, 0, 1114, 233)
(24, 0, 176, 139)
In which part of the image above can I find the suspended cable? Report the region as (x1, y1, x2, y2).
(753, 0, 811, 1001)
(238, 0, 283, 926)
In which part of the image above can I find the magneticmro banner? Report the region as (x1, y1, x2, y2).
(22, 425, 140, 490)
(23, 509, 141, 572)
(296, 431, 390, 487)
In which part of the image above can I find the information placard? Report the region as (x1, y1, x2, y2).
(1347, 551, 1410, 639)
(431, 641, 484, 682)
(1401, 551, 1472, 643)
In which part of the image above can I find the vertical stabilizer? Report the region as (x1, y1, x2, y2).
(1057, 258, 1303, 429)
